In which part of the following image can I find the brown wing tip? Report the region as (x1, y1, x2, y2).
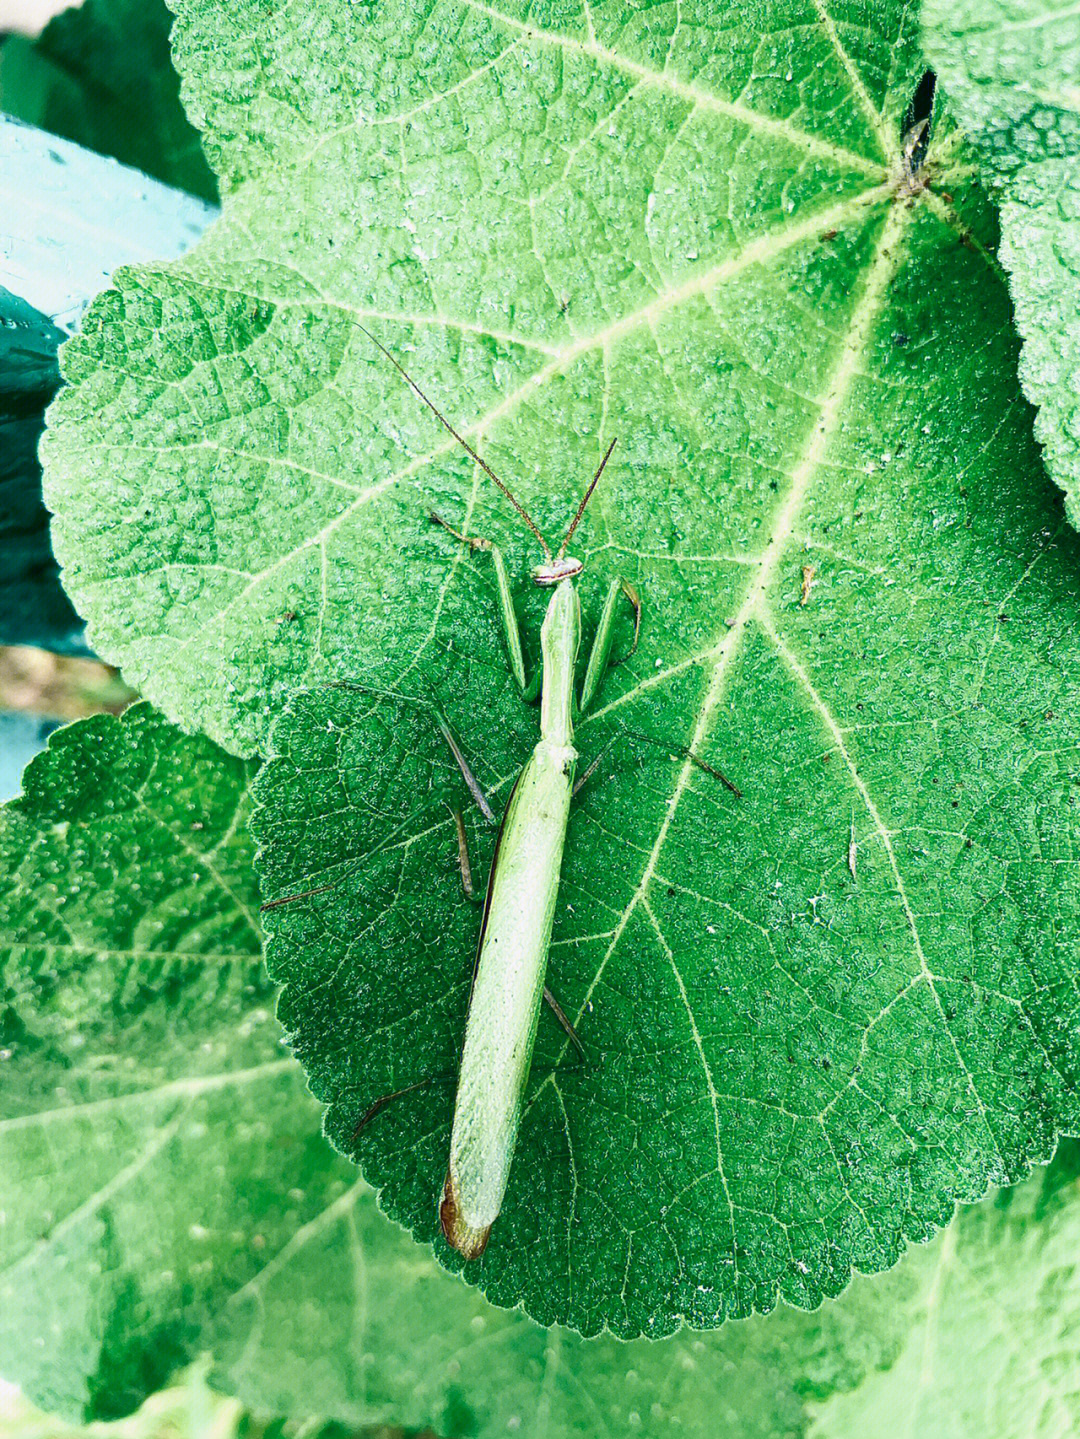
(440, 1172, 490, 1260)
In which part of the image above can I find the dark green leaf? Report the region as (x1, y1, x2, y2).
(0, 0, 216, 202)
(5, 708, 1080, 1434)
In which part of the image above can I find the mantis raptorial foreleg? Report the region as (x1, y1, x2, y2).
(430, 515, 536, 701)
(432, 513, 640, 717)
(580, 576, 641, 714)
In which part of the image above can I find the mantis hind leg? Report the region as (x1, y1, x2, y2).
(579, 576, 641, 715)
(430, 514, 539, 701)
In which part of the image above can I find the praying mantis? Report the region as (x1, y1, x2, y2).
(355, 328, 641, 1259)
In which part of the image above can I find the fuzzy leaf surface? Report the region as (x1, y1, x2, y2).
(0, 705, 272, 1418)
(40, 0, 1080, 1332)
(222, 1142, 1080, 1439)
(807, 1143, 1080, 1438)
(923, 0, 1080, 527)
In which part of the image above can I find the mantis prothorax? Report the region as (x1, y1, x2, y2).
(360, 326, 639, 1259)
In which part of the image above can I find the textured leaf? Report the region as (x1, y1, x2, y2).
(42, 0, 915, 757)
(0, 704, 274, 1419)
(5, 711, 1080, 1435)
(0, 0, 217, 202)
(0, 711, 60, 802)
(921, 0, 1080, 174)
(40, 0, 1080, 1334)
(923, 0, 1080, 527)
(206, 1142, 1080, 1439)
(0, 703, 910, 1434)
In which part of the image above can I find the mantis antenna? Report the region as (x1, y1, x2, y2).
(357, 324, 553, 559)
(358, 325, 617, 569)
(556, 437, 617, 559)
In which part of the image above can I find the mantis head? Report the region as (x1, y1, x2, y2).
(531, 556, 584, 586)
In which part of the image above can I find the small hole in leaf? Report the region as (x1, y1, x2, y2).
(902, 70, 936, 169)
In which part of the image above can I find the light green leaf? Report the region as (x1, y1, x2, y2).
(923, 0, 1080, 527)
(0, 0, 217, 202)
(4, 710, 1080, 1436)
(921, 0, 1080, 175)
(808, 1142, 1080, 1439)
(41, 0, 917, 758)
(39, 0, 1080, 1334)
(0, 705, 273, 1420)
(236, 1142, 1080, 1439)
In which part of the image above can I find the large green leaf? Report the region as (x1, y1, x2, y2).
(5, 707, 1080, 1436)
(206, 1142, 1080, 1439)
(0, 702, 923, 1432)
(923, 0, 1080, 528)
(0, 705, 271, 1419)
(0, 0, 216, 202)
(42, 0, 917, 758)
(38, 0, 1080, 1333)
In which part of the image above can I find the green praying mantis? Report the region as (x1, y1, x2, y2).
(262, 327, 664, 1257)
(355, 328, 642, 1259)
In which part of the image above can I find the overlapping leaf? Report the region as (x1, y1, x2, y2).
(39, 0, 1080, 1332)
(5, 707, 1080, 1436)
(924, 0, 1080, 527)
(807, 1144, 1080, 1436)
(0, 706, 271, 1418)
(0, 702, 950, 1433)
(42, 0, 913, 757)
